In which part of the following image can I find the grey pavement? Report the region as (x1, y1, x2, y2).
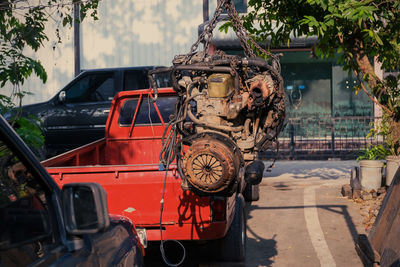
(264, 160, 357, 181)
(144, 160, 366, 266)
(244, 160, 365, 267)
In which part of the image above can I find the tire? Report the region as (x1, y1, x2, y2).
(217, 194, 247, 262)
(243, 183, 260, 202)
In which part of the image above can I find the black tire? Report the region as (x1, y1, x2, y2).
(217, 194, 246, 262)
(243, 183, 260, 202)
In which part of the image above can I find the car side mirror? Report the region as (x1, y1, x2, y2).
(62, 183, 110, 235)
(59, 91, 66, 103)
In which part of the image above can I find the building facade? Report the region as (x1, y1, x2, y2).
(203, 0, 378, 158)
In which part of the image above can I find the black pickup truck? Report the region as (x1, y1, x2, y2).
(10, 66, 169, 157)
(0, 114, 144, 266)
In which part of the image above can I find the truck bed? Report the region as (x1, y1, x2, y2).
(43, 135, 233, 241)
(42, 89, 236, 241)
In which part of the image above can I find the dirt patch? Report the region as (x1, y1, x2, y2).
(342, 185, 386, 233)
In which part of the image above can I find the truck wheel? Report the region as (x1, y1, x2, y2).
(243, 183, 260, 202)
(218, 194, 246, 262)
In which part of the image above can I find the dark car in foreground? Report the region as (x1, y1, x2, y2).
(0, 115, 144, 266)
(10, 66, 170, 157)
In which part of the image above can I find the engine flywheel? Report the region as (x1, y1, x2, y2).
(182, 135, 241, 194)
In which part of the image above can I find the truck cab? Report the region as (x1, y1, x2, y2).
(11, 66, 170, 157)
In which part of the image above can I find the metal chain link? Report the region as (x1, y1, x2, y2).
(223, 0, 255, 58)
(184, 0, 226, 63)
(223, 0, 279, 61)
(184, 0, 278, 62)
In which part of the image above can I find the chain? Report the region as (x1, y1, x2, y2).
(222, 0, 255, 58)
(184, 0, 226, 63)
(223, 0, 278, 61)
(184, 0, 278, 63)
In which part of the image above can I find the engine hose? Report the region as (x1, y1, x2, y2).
(148, 74, 159, 101)
(159, 124, 175, 164)
(149, 66, 173, 75)
(159, 126, 186, 267)
(244, 118, 251, 138)
(245, 58, 283, 83)
(187, 105, 244, 132)
(176, 153, 186, 183)
(180, 58, 282, 78)
(265, 139, 280, 172)
(173, 65, 232, 73)
(160, 92, 200, 164)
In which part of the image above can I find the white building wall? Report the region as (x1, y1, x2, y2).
(81, 0, 202, 69)
(0, 24, 75, 105)
(82, 0, 202, 68)
(1, 0, 203, 105)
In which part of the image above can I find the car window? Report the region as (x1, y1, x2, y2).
(153, 72, 172, 88)
(119, 99, 138, 126)
(119, 96, 177, 126)
(95, 77, 115, 101)
(65, 72, 115, 103)
(0, 140, 53, 266)
(123, 70, 149, 91)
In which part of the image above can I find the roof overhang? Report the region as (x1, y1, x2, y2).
(198, 20, 318, 50)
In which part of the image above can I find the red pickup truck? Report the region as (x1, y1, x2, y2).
(42, 88, 252, 262)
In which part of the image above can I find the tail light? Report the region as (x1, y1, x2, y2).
(211, 198, 226, 221)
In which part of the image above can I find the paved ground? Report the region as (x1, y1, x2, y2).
(144, 160, 366, 266)
(244, 160, 365, 267)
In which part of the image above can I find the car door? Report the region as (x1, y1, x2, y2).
(0, 128, 67, 266)
(0, 116, 143, 266)
(45, 71, 116, 153)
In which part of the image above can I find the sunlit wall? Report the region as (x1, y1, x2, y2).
(81, 0, 202, 68)
(1, 0, 202, 105)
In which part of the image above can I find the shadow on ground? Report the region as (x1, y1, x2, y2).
(247, 203, 359, 243)
(143, 202, 358, 266)
(143, 203, 279, 267)
(264, 160, 357, 180)
(246, 205, 277, 267)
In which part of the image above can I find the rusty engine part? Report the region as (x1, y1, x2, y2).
(151, 0, 285, 196)
(182, 133, 242, 194)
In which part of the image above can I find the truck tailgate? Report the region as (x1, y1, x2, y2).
(46, 164, 212, 231)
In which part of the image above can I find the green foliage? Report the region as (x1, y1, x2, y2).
(368, 110, 400, 156)
(243, 0, 400, 70)
(0, 0, 99, 149)
(14, 115, 45, 149)
(0, 94, 44, 150)
(241, 0, 400, 154)
(0, 0, 99, 88)
(357, 144, 390, 161)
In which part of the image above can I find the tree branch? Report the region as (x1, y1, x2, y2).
(353, 69, 394, 116)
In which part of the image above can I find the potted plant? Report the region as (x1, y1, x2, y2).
(368, 111, 400, 187)
(357, 145, 390, 190)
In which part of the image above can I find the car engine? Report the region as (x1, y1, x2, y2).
(149, 0, 285, 196)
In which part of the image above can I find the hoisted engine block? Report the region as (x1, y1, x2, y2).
(151, 53, 285, 196)
(150, 0, 285, 196)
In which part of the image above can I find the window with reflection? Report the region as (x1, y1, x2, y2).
(0, 140, 53, 266)
(65, 72, 115, 103)
(119, 96, 177, 126)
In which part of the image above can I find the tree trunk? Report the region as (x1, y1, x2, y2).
(352, 42, 400, 155)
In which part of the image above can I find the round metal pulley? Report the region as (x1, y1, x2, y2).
(182, 136, 241, 194)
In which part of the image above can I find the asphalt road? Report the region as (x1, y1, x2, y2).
(144, 160, 366, 267)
